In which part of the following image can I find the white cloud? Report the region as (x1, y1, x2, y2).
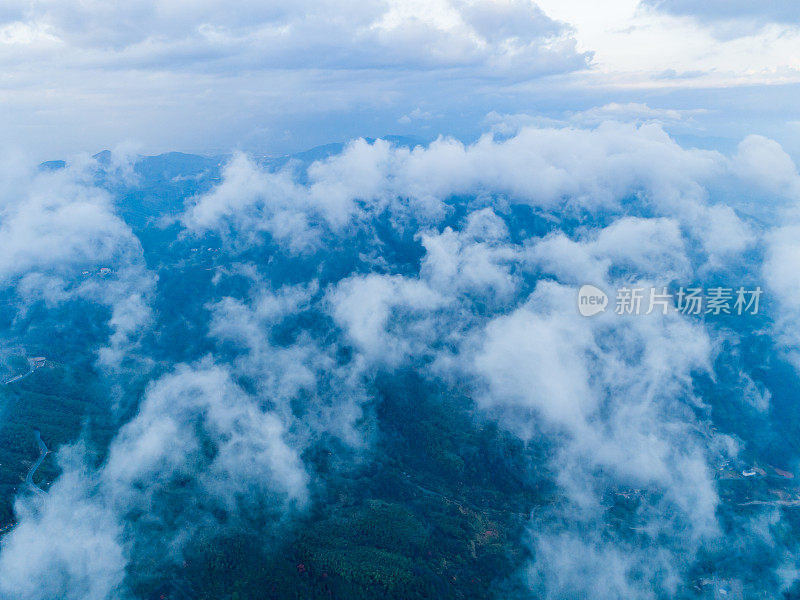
(535, 0, 800, 87)
(0, 150, 155, 367)
(103, 363, 309, 510)
(469, 279, 718, 595)
(328, 273, 447, 366)
(419, 208, 520, 301)
(764, 224, 800, 368)
(0, 0, 798, 160)
(1, 0, 582, 73)
(185, 123, 727, 248)
(0, 362, 310, 599)
(207, 280, 370, 446)
(0, 447, 126, 600)
(731, 135, 800, 201)
(570, 102, 707, 125)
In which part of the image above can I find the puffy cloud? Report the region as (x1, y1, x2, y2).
(731, 135, 800, 202)
(181, 152, 320, 251)
(0, 156, 133, 282)
(764, 224, 800, 367)
(419, 208, 520, 301)
(0, 150, 155, 367)
(291, 132, 746, 590)
(208, 280, 370, 446)
(468, 279, 718, 595)
(759, 142, 800, 369)
(179, 126, 795, 597)
(473, 286, 598, 433)
(185, 123, 731, 253)
(0, 447, 126, 600)
(588, 216, 690, 280)
(328, 273, 447, 366)
(182, 140, 404, 250)
(0, 362, 309, 599)
(103, 363, 309, 510)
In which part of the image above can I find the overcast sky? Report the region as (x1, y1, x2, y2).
(1, 0, 799, 160)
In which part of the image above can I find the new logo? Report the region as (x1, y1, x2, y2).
(578, 284, 608, 317)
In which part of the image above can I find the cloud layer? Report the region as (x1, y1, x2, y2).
(2, 122, 800, 597)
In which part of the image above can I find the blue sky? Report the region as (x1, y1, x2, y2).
(1, 0, 799, 160)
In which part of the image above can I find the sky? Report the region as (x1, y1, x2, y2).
(1, 0, 799, 160)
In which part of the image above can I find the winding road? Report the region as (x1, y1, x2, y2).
(25, 430, 48, 496)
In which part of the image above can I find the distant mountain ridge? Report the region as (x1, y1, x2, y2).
(38, 135, 429, 175)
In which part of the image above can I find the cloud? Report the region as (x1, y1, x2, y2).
(264, 126, 787, 594)
(483, 103, 711, 138)
(185, 123, 726, 243)
(466, 279, 719, 594)
(569, 102, 708, 126)
(207, 280, 371, 446)
(182, 140, 405, 251)
(3, 0, 800, 163)
(184, 122, 764, 285)
(328, 273, 448, 367)
(0, 0, 591, 158)
(641, 0, 800, 32)
(764, 224, 800, 368)
(181, 152, 321, 252)
(528, 531, 659, 599)
(319, 196, 727, 594)
(5, 124, 800, 597)
(0, 155, 133, 282)
(0, 446, 125, 600)
(103, 363, 309, 510)
(756, 140, 800, 370)
(0, 362, 309, 599)
(0, 149, 155, 367)
(398, 107, 436, 124)
(0, 0, 585, 74)
(731, 134, 800, 201)
(419, 208, 519, 301)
